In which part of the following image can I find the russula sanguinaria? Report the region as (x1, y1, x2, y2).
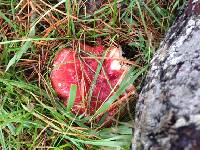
(50, 44, 135, 124)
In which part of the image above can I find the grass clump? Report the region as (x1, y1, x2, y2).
(0, 0, 186, 149)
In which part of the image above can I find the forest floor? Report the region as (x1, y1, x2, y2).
(0, 0, 186, 149)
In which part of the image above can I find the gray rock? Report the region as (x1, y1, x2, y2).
(132, 1, 200, 150)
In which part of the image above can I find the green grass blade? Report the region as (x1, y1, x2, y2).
(135, 0, 148, 35)
(63, 135, 130, 148)
(143, 3, 161, 26)
(5, 40, 32, 71)
(0, 128, 6, 150)
(0, 79, 47, 97)
(172, 0, 182, 12)
(0, 10, 18, 31)
(67, 84, 77, 112)
(93, 66, 147, 118)
(87, 51, 108, 107)
(0, 37, 69, 45)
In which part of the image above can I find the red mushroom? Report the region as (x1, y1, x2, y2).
(50, 44, 135, 124)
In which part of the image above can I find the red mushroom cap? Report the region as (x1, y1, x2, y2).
(50, 44, 132, 124)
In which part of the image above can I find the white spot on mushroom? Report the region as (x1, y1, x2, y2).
(58, 83, 62, 87)
(109, 47, 122, 58)
(110, 60, 121, 70)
